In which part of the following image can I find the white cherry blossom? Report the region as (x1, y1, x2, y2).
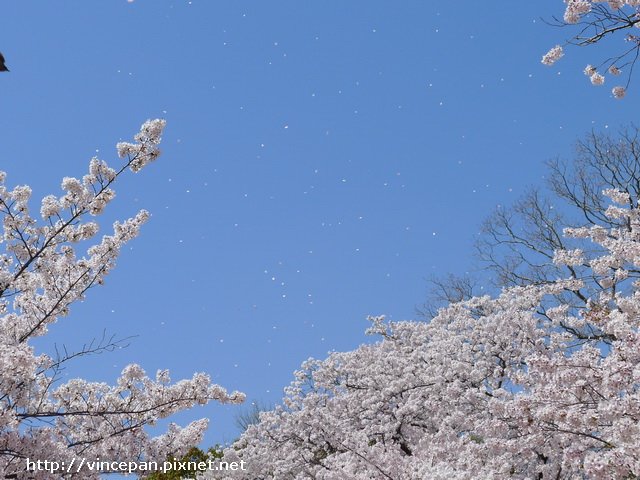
(0, 120, 244, 479)
(202, 187, 640, 479)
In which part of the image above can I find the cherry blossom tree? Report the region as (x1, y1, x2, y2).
(543, 1, 640, 98)
(201, 187, 640, 478)
(0, 120, 244, 479)
(423, 125, 640, 318)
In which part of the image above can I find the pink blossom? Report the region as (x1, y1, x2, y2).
(590, 72, 605, 85)
(612, 85, 627, 98)
(541, 45, 564, 65)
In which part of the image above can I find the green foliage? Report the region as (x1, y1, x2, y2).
(145, 446, 224, 479)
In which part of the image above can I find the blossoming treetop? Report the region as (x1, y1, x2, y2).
(543, 0, 640, 98)
(0, 120, 244, 479)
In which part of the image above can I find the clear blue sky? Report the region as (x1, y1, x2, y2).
(1, 1, 637, 448)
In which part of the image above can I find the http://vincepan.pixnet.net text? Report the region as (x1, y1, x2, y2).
(25, 457, 247, 475)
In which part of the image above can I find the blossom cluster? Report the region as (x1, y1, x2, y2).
(201, 189, 640, 478)
(541, 1, 640, 98)
(0, 120, 244, 479)
(541, 45, 564, 66)
(564, 0, 640, 24)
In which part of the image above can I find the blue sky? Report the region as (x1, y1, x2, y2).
(1, 1, 638, 448)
